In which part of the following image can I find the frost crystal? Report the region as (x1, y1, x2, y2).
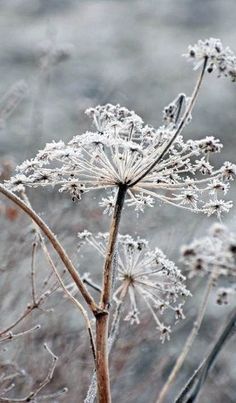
(78, 232, 190, 342)
(6, 102, 235, 217)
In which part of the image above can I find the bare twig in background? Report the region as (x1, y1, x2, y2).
(175, 309, 236, 403)
(22, 192, 96, 362)
(0, 324, 41, 344)
(0, 81, 28, 124)
(0, 343, 67, 402)
(0, 184, 98, 315)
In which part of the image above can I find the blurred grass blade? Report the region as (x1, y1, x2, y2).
(175, 309, 236, 403)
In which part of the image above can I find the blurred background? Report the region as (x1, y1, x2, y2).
(0, 1, 236, 402)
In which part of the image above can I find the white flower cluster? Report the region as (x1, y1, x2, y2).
(184, 38, 236, 81)
(78, 232, 190, 342)
(6, 102, 235, 217)
(181, 223, 236, 283)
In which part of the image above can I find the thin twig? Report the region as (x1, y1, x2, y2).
(0, 308, 34, 337)
(22, 192, 96, 363)
(39, 238, 96, 362)
(31, 241, 38, 305)
(129, 57, 208, 187)
(0, 343, 64, 402)
(0, 324, 41, 343)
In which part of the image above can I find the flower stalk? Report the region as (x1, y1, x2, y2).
(95, 184, 127, 403)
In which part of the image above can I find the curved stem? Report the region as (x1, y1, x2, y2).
(0, 184, 98, 315)
(96, 184, 127, 403)
(130, 57, 208, 188)
(156, 268, 216, 403)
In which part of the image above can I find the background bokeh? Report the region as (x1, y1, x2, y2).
(0, 1, 236, 402)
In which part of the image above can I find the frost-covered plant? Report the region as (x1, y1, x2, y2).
(78, 232, 190, 342)
(181, 223, 236, 302)
(184, 37, 236, 80)
(1, 38, 236, 403)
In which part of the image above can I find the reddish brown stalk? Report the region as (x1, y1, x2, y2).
(96, 184, 127, 403)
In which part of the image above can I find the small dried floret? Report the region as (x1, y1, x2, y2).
(203, 199, 233, 217)
(99, 195, 116, 215)
(197, 136, 223, 153)
(220, 161, 236, 180)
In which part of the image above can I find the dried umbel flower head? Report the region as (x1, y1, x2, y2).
(184, 38, 236, 81)
(78, 232, 190, 342)
(5, 38, 236, 217)
(181, 223, 236, 283)
(6, 102, 235, 217)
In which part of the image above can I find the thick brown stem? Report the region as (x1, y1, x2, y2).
(100, 184, 127, 310)
(96, 313, 111, 403)
(96, 184, 127, 403)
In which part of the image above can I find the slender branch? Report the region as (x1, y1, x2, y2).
(31, 241, 37, 305)
(82, 274, 102, 294)
(0, 344, 64, 402)
(129, 57, 208, 187)
(0, 324, 40, 343)
(0, 308, 33, 337)
(175, 309, 236, 403)
(96, 184, 127, 403)
(156, 268, 216, 403)
(39, 237, 96, 363)
(0, 184, 98, 315)
(21, 191, 96, 363)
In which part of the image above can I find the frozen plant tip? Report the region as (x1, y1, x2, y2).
(78, 232, 190, 342)
(184, 37, 236, 81)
